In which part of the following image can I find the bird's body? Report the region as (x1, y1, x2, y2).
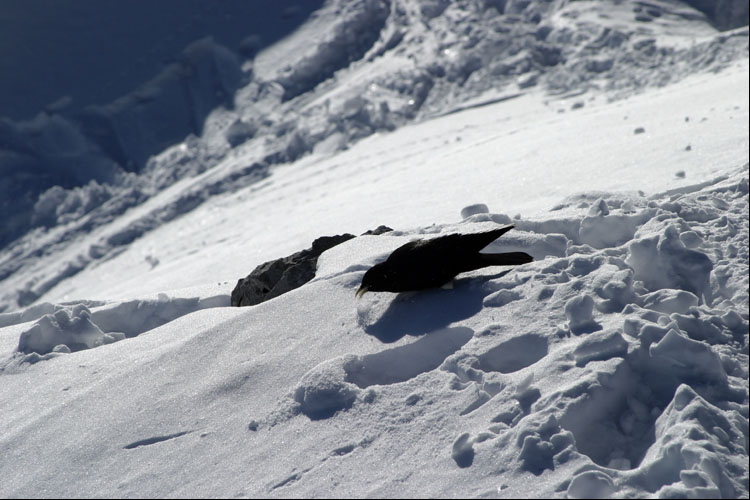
(356, 225, 532, 296)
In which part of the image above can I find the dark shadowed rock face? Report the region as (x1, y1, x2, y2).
(361, 225, 393, 236)
(683, 0, 749, 31)
(232, 226, 400, 306)
(231, 234, 354, 307)
(231, 226, 393, 307)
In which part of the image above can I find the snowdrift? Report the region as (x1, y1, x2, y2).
(0, 165, 746, 498)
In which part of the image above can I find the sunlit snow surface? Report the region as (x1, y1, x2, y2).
(0, 1, 749, 499)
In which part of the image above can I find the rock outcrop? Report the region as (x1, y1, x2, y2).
(231, 226, 392, 307)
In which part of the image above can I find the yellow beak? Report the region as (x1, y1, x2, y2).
(355, 285, 369, 299)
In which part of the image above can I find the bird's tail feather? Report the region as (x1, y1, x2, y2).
(462, 225, 515, 253)
(478, 251, 534, 266)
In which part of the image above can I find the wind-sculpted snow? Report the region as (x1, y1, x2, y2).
(270, 166, 748, 496)
(275, 0, 390, 101)
(0, 166, 747, 497)
(1, 290, 228, 368)
(16, 304, 120, 359)
(76, 37, 243, 171)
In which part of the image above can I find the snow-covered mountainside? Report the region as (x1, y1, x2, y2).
(1, 0, 748, 311)
(0, 0, 325, 121)
(0, 0, 748, 498)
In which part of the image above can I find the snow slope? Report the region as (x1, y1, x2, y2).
(5, 58, 749, 308)
(0, 163, 747, 498)
(0, 0, 748, 498)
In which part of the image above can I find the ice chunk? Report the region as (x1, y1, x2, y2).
(579, 212, 643, 249)
(591, 265, 637, 313)
(451, 432, 475, 468)
(518, 434, 555, 474)
(567, 471, 616, 499)
(639, 385, 745, 498)
(669, 312, 732, 344)
(573, 330, 628, 366)
(461, 203, 490, 219)
(17, 305, 112, 355)
(648, 329, 726, 383)
(641, 289, 699, 314)
(565, 295, 600, 334)
(224, 119, 256, 147)
(587, 198, 610, 216)
(627, 225, 713, 303)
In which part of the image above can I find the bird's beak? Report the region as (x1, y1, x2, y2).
(355, 285, 369, 299)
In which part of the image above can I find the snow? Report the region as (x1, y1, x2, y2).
(0, 0, 748, 498)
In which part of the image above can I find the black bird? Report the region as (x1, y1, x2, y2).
(356, 225, 533, 297)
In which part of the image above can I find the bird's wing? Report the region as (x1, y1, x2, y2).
(385, 225, 515, 263)
(386, 238, 432, 262)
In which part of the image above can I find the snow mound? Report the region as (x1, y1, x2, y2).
(294, 355, 362, 420)
(7, 289, 228, 363)
(17, 304, 120, 359)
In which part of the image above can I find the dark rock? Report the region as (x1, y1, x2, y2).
(362, 225, 393, 236)
(224, 119, 256, 147)
(420, 0, 449, 19)
(231, 226, 393, 307)
(531, 42, 562, 67)
(231, 234, 355, 307)
(585, 57, 614, 73)
(682, 0, 749, 31)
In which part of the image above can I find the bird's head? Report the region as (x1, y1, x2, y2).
(355, 262, 392, 298)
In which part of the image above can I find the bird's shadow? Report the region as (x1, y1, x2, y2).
(358, 271, 510, 343)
